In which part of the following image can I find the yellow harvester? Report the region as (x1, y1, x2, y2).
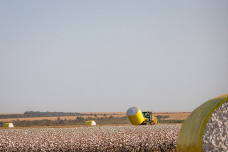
(126, 107, 158, 125)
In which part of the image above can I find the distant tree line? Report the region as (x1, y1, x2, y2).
(156, 115, 184, 123)
(155, 115, 169, 119)
(158, 119, 184, 123)
(0, 111, 120, 119)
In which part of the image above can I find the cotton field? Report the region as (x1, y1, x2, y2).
(0, 124, 180, 152)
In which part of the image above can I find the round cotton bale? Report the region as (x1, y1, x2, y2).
(85, 120, 96, 126)
(3, 123, 14, 128)
(126, 107, 145, 125)
(177, 94, 228, 152)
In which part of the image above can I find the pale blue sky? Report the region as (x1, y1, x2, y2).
(0, 1, 228, 113)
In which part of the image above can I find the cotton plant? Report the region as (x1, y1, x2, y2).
(0, 125, 180, 152)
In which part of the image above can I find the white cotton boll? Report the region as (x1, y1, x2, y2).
(203, 101, 228, 152)
(0, 125, 181, 151)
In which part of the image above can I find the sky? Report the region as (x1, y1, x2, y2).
(0, 1, 228, 113)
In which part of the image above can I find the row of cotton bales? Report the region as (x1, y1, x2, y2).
(2, 123, 14, 128)
(2, 121, 96, 128)
(84, 120, 96, 126)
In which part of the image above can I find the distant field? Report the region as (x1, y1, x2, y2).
(0, 112, 190, 122)
(153, 112, 190, 120)
(0, 114, 124, 122)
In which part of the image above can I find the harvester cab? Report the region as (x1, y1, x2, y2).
(142, 111, 158, 125)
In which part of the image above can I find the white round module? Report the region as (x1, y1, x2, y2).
(127, 107, 139, 116)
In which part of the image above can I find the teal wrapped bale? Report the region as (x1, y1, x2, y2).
(177, 94, 228, 152)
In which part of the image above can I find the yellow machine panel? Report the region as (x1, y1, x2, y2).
(151, 116, 158, 124)
(127, 107, 146, 125)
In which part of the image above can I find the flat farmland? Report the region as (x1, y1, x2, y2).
(0, 112, 190, 122)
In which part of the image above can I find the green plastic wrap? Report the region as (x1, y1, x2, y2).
(177, 94, 228, 152)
